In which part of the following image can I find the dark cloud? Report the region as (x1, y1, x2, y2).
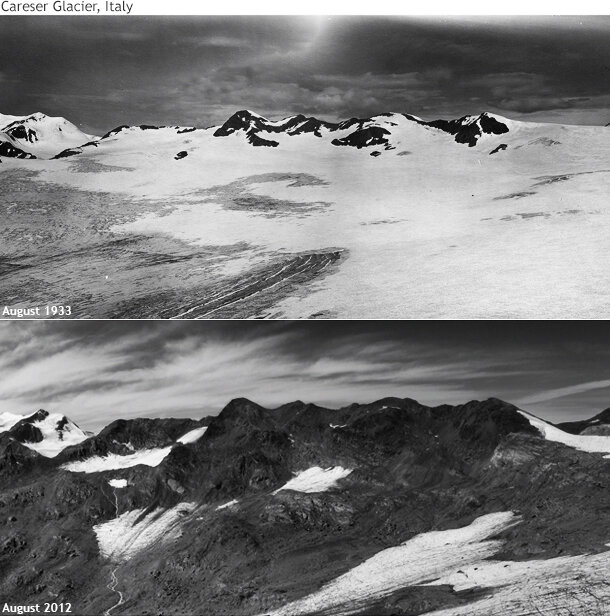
(0, 322, 609, 431)
(0, 16, 608, 132)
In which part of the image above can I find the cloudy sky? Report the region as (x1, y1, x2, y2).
(1, 321, 609, 431)
(0, 16, 608, 133)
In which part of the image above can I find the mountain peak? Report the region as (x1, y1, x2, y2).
(0, 112, 96, 159)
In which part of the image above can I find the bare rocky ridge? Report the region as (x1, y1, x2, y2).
(0, 398, 608, 615)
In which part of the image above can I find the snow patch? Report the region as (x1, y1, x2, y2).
(61, 446, 173, 472)
(108, 479, 128, 489)
(176, 426, 207, 444)
(330, 423, 347, 429)
(273, 466, 352, 494)
(216, 499, 238, 510)
(62, 426, 207, 473)
(263, 512, 520, 615)
(519, 411, 610, 455)
(94, 502, 196, 563)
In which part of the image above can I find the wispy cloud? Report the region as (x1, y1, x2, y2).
(0, 322, 608, 432)
(519, 380, 610, 405)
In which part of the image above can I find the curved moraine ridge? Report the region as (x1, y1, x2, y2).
(168, 250, 343, 319)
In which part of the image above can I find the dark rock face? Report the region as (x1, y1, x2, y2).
(288, 117, 336, 137)
(57, 416, 207, 463)
(214, 110, 308, 138)
(8, 410, 50, 444)
(211, 109, 511, 151)
(53, 147, 81, 159)
(9, 422, 43, 444)
(2, 398, 607, 616)
(490, 143, 508, 154)
(0, 141, 36, 159)
(421, 113, 509, 147)
(557, 407, 610, 435)
(331, 126, 392, 149)
(247, 132, 279, 147)
(100, 125, 130, 140)
(4, 124, 38, 143)
(175, 151, 188, 160)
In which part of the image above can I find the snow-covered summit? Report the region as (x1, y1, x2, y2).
(5, 409, 89, 458)
(0, 111, 97, 159)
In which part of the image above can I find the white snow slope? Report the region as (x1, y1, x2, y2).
(0, 412, 26, 432)
(21, 413, 88, 458)
(107, 479, 128, 489)
(216, 499, 238, 510)
(7, 111, 606, 318)
(272, 466, 353, 494)
(61, 425, 207, 473)
(94, 502, 197, 563)
(265, 510, 610, 616)
(425, 550, 610, 616)
(177, 426, 208, 444)
(263, 512, 520, 616)
(62, 446, 173, 472)
(0, 112, 96, 158)
(519, 411, 610, 456)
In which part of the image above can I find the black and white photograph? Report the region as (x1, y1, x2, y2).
(1, 5, 609, 616)
(1, 320, 609, 615)
(1, 15, 609, 319)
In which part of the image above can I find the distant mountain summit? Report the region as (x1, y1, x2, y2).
(1, 409, 88, 458)
(211, 109, 512, 150)
(1, 108, 607, 162)
(0, 112, 97, 159)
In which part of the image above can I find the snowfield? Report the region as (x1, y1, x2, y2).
(519, 411, 610, 456)
(177, 426, 208, 444)
(94, 502, 197, 562)
(108, 479, 128, 488)
(425, 550, 610, 616)
(61, 426, 206, 472)
(2, 110, 609, 319)
(216, 499, 238, 510)
(61, 446, 173, 472)
(273, 466, 353, 494)
(263, 512, 520, 616)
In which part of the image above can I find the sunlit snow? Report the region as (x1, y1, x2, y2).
(216, 499, 238, 510)
(425, 550, 610, 616)
(94, 502, 197, 562)
(263, 512, 520, 615)
(61, 426, 208, 473)
(0, 412, 25, 432)
(61, 446, 173, 472)
(20, 413, 88, 458)
(272, 466, 352, 494)
(108, 479, 128, 488)
(519, 411, 610, 455)
(176, 426, 207, 444)
(0, 112, 96, 158)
